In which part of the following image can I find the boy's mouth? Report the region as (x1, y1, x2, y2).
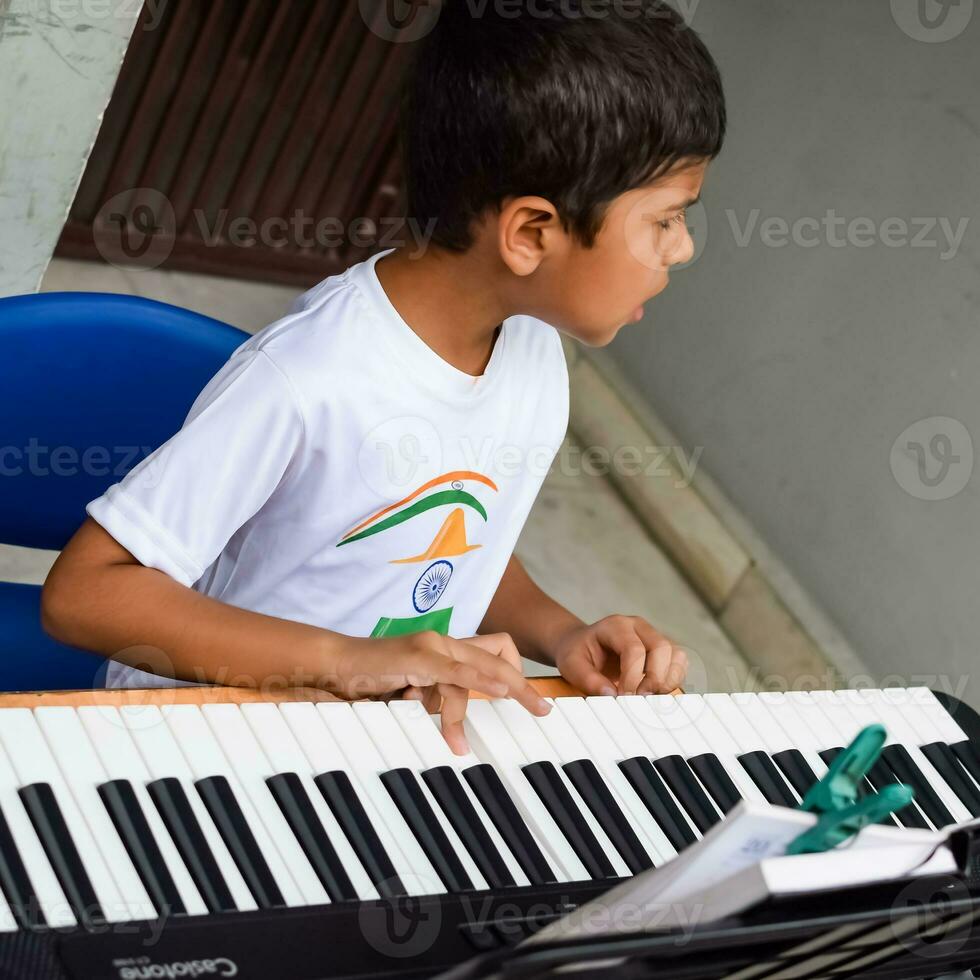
(629, 305, 645, 323)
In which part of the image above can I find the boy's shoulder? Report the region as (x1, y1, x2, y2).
(234, 256, 567, 399)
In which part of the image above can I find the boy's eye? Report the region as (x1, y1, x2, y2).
(658, 210, 688, 232)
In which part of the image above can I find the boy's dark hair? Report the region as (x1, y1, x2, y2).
(398, 0, 727, 253)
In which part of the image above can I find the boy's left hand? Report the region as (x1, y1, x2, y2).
(551, 615, 688, 696)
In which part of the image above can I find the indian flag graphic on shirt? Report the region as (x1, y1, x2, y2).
(336, 471, 498, 637)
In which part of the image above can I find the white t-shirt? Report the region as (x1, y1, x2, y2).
(87, 248, 570, 688)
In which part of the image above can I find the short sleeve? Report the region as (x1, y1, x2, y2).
(86, 349, 305, 587)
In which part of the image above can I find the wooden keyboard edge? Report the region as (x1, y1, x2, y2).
(0, 679, 682, 708)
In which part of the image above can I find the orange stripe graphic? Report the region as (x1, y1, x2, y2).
(340, 470, 498, 541)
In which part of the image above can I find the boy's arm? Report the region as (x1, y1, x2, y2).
(42, 518, 550, 753)
(479, 554, 689, 695)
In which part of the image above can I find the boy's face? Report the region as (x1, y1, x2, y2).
(541, 159, 708, 347)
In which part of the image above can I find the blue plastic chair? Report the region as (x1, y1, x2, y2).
(0, 292, 249, 691)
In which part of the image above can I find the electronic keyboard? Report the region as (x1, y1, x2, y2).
(0, 682, 976, 980)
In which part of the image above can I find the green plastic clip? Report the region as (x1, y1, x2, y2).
(786, 723, 915, 855)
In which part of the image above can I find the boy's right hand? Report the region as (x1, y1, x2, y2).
(332, 631, 551, 755)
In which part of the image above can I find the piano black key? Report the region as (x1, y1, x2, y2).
(921, 743, 980, 817)
(820, 748, 925, 829)
(562, 759, 653, 874)
(463, 764, 557, 886)
(266, 773, 358, 902)
(146, 778, 237, 913)
(951, 740, 980, 787)
(19, 783, 104, 929)
(98, 780, 185, 917)
(314, 771, 406, 898)
(379, 769, 474, 893)
(0, 802, 43, 929)
(654, 755, 723, 831)
(737, 752, 798, 808)
(195, 776, 285, 909)
(772, 749, 819, 800)
(520, 762, 616, 880)
(618, 757, 697, 851)
(687, 754, 742, 814)
(421, 767, 515, 890)
(881, 744, 955, 828)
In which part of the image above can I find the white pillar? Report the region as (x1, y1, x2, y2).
(0, 0, 144, 296)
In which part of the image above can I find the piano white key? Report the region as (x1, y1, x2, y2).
(701, 694, 771, 754)
(755, 692, 830, 780)
(551, 697, 676, 862)
(240, 703, 377, 901)
(0, 708, 131, 922)
(463, 700, 582, 881)
(316, 703, 445, 896)
(34, 708, 160, 920)
(119, 705, 257, 912)
(387, 700, 529, 888)
(161, 705, 305, 906)
(278, 703, 420, 895)
(807, 690, 863, 743)
(644, 694, 740, 811)
(200, 705, 330, 906)
(900, 687, 969, 742)
(492, 699, 631, 878)
(616, 695, 726, 833)
(352, 702, 489, 890)
(0, 739, 75, 928)
(845, 690, 970, 824)
(78, 706, 207, 916)
(785, 691, 844, 747)
(0, 890, 16, 932)
(617, 697, 684, 759)
(674, 696, 766, 803)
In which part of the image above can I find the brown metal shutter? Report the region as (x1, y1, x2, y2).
(56, 0, 428, 287)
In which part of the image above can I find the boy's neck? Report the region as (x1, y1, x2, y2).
(374, 246, 508, 378)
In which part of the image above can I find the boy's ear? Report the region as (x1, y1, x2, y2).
(496, 196, 563, 276)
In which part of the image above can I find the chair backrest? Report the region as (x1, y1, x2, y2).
(0, 291, 249, 550)
(0, 291, 249, 691)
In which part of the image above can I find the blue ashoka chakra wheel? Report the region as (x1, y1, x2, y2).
(413, 560, 454, 612)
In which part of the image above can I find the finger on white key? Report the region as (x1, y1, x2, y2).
(78, 706, 207, 917)
(161, 705, 302, 907)
(352, 702, 487, 891)
(279, 702, 417, 897)
(118, 705, 256, 912)
(0, 739, 74, 928)
(529, 697, 667, 869)
(387, 699, 529, 888)
(200, 705, 330, 906)
(240, 703, 376, 901)
(0, 708, 127, 924)
(316, 703, 444, 896)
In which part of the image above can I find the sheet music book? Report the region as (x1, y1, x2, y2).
(530, 800, 973, 945)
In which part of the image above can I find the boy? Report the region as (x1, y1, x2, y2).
(41, 0, 725, 754)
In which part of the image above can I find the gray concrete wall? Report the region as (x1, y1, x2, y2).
(608, 0, 980, 704)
